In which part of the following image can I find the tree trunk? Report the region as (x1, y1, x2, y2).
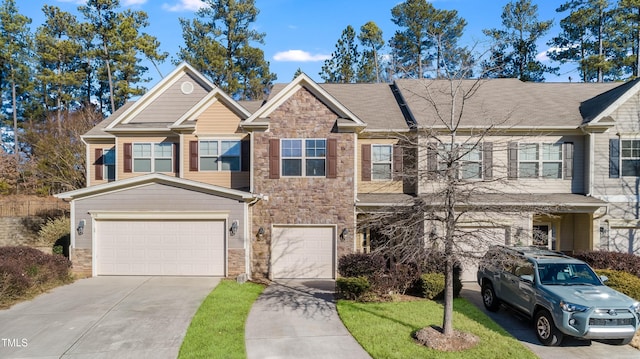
(104, 43, 115, 114)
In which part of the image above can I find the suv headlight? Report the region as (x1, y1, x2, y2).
(631, 302, 640, 314)
(560, 301, 590, 313)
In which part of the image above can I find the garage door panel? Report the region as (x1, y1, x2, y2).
(271, 226, 335, 279)
(96, 220, 225, 276)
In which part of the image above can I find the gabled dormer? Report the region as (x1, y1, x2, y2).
(83, 62, 252, 190)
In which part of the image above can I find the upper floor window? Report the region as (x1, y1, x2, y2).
(103, 148, 116, 181)
(436, 143, 483, 180)
(133, 142, 172, 172)
(518, 143, 562, 179)
(282, 139, 326, 177)
(199, 140, 241, 171)
(621, 139, 640, 176)
(372, 145, 392, 180)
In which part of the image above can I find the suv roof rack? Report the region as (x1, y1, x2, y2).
(490, 245, 570, 259)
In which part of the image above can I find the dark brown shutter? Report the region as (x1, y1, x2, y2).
(610, 138, 620, 178)
(94, 148, 103, 181)
(241, 139, 250, 172)
(123, 143, 132, 173)
(427, 143, 437, 180)
(327, 138, 338, 179)
(173, 142, 180, 173)
(563, 142, 573, 180)
(269, 139, 280, 179)
(483, 142, 493, 180)
(189, 141, 198, 171)
(508, 142, 518, 179)
(393, 144, 403, 181)
(361, 144, 371, 181)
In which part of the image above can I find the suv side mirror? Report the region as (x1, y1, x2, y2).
(599, 275, 608, 283)
(520, 274, 534, 284)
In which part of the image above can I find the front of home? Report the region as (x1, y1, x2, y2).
(56, 63, 640, 280)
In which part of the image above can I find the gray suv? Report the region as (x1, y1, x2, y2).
(477, 245, 640, 346)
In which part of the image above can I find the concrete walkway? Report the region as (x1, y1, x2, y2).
(245, 280, 371, 359)
(0, 276, 219, 359)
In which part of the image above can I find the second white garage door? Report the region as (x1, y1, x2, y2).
(96, 219, 225, 276)
(271, 226, 335, 279)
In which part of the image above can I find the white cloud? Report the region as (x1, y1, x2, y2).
(162, 0, 208, 12)
(536, 50, 549, 62)
(123, 0, 147, 5)
(273, 50, 330, 62)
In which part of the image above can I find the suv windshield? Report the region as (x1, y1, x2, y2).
(537, 263, 601, 286)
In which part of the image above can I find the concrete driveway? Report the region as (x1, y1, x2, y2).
(461, 282, 640, 359)
(245, 280, 371, 359)
(0, 276, 219, 359)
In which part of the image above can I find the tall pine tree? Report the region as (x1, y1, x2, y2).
(483, 0, 557, 82)
(320, 25, 358, 83)
(176, 0, 275, 100)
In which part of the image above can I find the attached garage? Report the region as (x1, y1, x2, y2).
(56, 174, 253, 278)
(96, 219, 225, 276)
(271, 226, 336, 279)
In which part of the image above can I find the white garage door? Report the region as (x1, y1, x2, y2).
(96, 220, 225, 276)
(271, 226, 335, 279)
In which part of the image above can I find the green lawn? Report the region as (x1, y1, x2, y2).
(337, 297, 537, 359)
(178, 280, 264, 359)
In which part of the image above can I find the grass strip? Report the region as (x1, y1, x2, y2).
(337, 297, 537, 359)
(178, 280, 264, 359)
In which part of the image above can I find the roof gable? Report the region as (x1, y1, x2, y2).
(243, 73, 366, 129)
(580, 78, 640, 126)
(171, 87, 251, 130)
(105, 62, 216, 130)
(55, 173, 253, 201)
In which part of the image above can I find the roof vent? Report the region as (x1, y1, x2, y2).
(181, 81, 194, 95)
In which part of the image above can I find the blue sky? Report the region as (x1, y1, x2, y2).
(21, 0, 573, 87)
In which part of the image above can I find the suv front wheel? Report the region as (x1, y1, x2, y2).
(535, 309, 564, 346)
(481, 282, 501, 312)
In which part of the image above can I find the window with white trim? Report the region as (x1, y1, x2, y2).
(103, 148, 116, 181)
(437, 143, 483, 179)
(199, 140, 241, 171)
(372, 145, 392, 180)
(282, 139, 326, 177)
(133, 143, 172, 172)
(621, 139, 640, 176)
(518, 143, 562, 179)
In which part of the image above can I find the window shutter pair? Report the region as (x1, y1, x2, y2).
(360, 144, 403, 181)
(268, 139, 337, 179)
(425, 142, 494, 180)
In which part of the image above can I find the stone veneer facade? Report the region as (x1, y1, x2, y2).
(70, 248, 92, 278)
(250, 88, 356, 278)
(227, 248, 245, 277)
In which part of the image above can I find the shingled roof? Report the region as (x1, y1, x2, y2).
(268, 82, 411, 131)
(394, 78, 621, 129)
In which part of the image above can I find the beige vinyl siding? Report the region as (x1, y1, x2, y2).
(117, 136, 179, 180)
(195, 100, 243, 134)
(418, 133, 585, 195)
(357, 138, 403, 193)
(131, 73, 209, 124)
(73, 183, 247, 250)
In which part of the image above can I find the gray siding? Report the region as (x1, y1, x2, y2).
(73, 183, 247, 249)
(132, 73, 209, 124)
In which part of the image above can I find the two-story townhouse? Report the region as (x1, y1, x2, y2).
(581, 79, 640, 254)
(56, 62, 640, 280)
(390, 79, 621, 280)
(241, 75, 412, 279)
(56, 63, 258, 277)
